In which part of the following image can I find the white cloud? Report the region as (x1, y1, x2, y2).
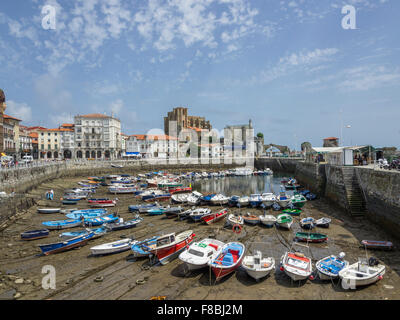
(49, 112, 74, 127)
(110, 99, 123, 116)
(6, 100, 32, 122)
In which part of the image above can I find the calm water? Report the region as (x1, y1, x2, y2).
(191, 173, 297, 197)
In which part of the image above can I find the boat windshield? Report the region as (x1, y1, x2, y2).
(188, 249, 204, 257)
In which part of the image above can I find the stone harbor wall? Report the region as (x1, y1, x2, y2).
(293, 162, 326, 196)
(254, 158, 301, 173)
(323, 165, 349, 212)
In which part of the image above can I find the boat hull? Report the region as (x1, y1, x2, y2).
(153, 233, 196, 265)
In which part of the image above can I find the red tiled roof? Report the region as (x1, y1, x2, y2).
(4, 114, 21, 121)
(130, 134, 177, 141)
(61, 123, 74, 127)
(324, 137, 339, 140)
(78, 113, 111, 119)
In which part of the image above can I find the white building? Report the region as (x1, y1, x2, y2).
(127, 134, 178, 159)
(74, 113, 121, 160)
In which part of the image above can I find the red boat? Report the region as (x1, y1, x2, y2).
(167, 187, 192, 194)
(147, 230, 195, 265)
(208, 242, 245, 281)
(89, 199, 117, 207)
(361, 240, 393, 250)
(202, 208, 229, 225)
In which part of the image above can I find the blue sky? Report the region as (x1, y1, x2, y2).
(0, 0, 399, 150)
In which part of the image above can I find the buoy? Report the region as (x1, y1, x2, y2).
(378, 275, 383, 280)
(232, 224, 242, 234)
(309, 275, 315, 280)
(280, 266, 284, 271)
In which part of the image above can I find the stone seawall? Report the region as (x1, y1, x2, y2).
(254, 158, 301, 173)
(293, 162, 326, 196)
(324, 165, 349, 211)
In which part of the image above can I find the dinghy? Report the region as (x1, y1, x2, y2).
(291, 193, 307, 208)
(130, 236, 159, 257)
(62, 199, 79, 205)
(179, 238, 225, 271)
(171, 193, 189, 204)
(21, 229, 50, 241)
(42, 217, 84, 230)
(66, 210, 106, 220)
(280, 251, 313, 281)
(260, 193, 276, 207)
(259, 214, 277, 227)
(316, 253, 349, 280)
(228, 195, 240, 207)
(201, 208, 229, 225)
(272, 203, 281, 211)
(282, 208, 302, 216)
(249, 194, 262, 208)
(243, 213, 260, 225)
(59, 227, 107, 240)
(339, 257, 385, 289)
(37, 208, 61, 214)
(89, 199, 118, 208)
(210, 194, 229, 205)
(242, 251, 275, 281)
(315, 217, 331, 228)
(300, 217, 316, 230)
(186, 191, 203, 206)
(177, 209, 193, 221)
(295, 232, 328, 243)
(39, 232, 95, 256)
(237, 196, 249, 207)
(208, 242, 245, 281)
(147, 207, 167, 216)
(277, 191, 291, 208)
(276, 214, 293, 230)
(90, 238, 134, 256)
(128, 203, 157, 212)
(84, 213, 120, 227)
(225, 213, 244, 227)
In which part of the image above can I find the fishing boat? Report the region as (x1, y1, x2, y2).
(259, 214, 277, 227)
(84, 214, 120, 227)
(38, 232, 95, 256)
(128, 203, 157, 212)
(179, 238, 225, 271)
(62, 199, 79, 205)
(108, 186, 137, 194)
(300, 217, 316, 230)
(277, 191, 291, 208)
(315, 217, 331, 228)
(276, 214, 293, 229)
(21, 229, 50, 241)
(37, 208, 61, 214)
(272, 203, 281, 211)
(199, 193, 216, 205)
(361, 240, 393, 250)
(42, 217, 84, 230)
(146, 230, 196, 265)
(242, 251, 275, 281)
(208, 242, 245, 281)
(291, 193, 307, 208)
(201, 208, 229, 225)
(171, 193, 189, 204)
(90, 238, 134, 256)
(316, 253, 349, 280)
(105, 216, 143, 231)
(167, 186, 192, 194)
(164, 206, 184, 219)
(282, 208, 302, 216)
(186, 191, 203, 206)
(177, 209, 193, 220)
(249, 194, 262, 208)
(228, 195, 240, 207)
(260, 193, 276, 207)
(147, 207, 167, 216)
(145, 192, 171, 202)
(210, 194, 229, 205)
(243, 212, 260, 225)
(237, 196, 249, 207)
(189, 208, 212, 222)
(130, 236, 159, 257)
(339, 257, 386, 289)
(305, 193, 317, 201)
(280, 251, 313, 281)
(59, 227, 107, 240)
(295, 232, 328, 243)
(225, 213, 244, 227)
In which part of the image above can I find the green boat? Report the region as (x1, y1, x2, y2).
(157, 182, 183, 188)
(291, 194, 307, 208)
(276, 214, 293, 229)
(282, 208, 302, 216)
(295, 232, 328, 243)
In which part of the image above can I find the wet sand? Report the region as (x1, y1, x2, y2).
(1, 175, 400, 300)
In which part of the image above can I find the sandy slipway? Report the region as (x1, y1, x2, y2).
(0, 175, 400, 300)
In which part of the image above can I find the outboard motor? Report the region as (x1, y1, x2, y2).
(368, 257, 379, 266)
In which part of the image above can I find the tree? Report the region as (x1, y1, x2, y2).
(257, 132, 264, 139)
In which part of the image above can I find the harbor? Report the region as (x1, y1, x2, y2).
(0, 168, 399, 300)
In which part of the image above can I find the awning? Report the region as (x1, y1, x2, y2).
(312, 147, 344, 153)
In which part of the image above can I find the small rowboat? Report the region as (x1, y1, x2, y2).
(42, 217, 84, 230)
(66, 211, 106, 220)
(259, 214, 276, 227)
(243, 213, 260, 225)
(189, 208, 212, 222)
(89, 199, 118, 208)
(84, 214, 120, 227)
(300, 217, 316, 230)
(276, 214, 293, 230)
(282, 208, 302, 216)
(105, 216, 143, 231)
(316, 253, 349, 280)
(280, 251, 313, 281)
(201, 208, 229, 225)
(315, 217, 331, 228)
(242, 251, 275, 281)
(291, 194, 307, 208)
(21, 229, 50, 241)
(39, 232, 95, 255)
(128, 203, 157, 212)
(295, 232, 328, 243)
(37, 208, 61, 214)
(90, 238, 134, 256)
(59, 227, 107, 240)
(130, 236, 159, 257)
(62, 199, 79, 205)
(225, 213, 244, 227)
(208, 242, 245, 281)
(361, 240, 393, 250)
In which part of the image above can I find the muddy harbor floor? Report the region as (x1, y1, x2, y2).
(1, 175, 400, 300)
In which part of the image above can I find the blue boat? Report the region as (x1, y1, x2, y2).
(66, 211, 107, 220)
(21, 229, 50, 241)
(200, 194, 216, 204)
(39, 232, 95, 256)
(316, 253, 349, 280)
(147, 207, 166, 216)
(130, 236, 159, 257)
(249, 194, 262, 208)
(272, 202, 281, 211)
(59, 227, 107, 239)
(300, 190, 311, 196)
(84, 214, 120, 226)
(105, 216, 143, 231)
(306, 193, 317, 201)
(42, 217, 84, 230)
(128, 203, 157, 212)
(228, 195, 240, 207)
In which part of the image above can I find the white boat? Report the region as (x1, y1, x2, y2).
(316, 253, 349, 280)
(339, 257, 386, 289)
(179, 238, 225, 271)
(280, 251, 313, 281)
(210, 194, 229, 205)
(260, 193, 276, 207)
(108, 186, 136, 194)
(242, 251, 275, 281)
(226, 213, 244, 227)
(189, 208, 211, 222)
(237, 196, 249, 207)
(259, 214, 277, 227)
(276, 214, 293, 229)
(37, 208, 61, 214)
(277, 191, 291, 208)
(186, 191, 203, 206)
(171, 193, 189, 203)
(90, 238, 133, 256)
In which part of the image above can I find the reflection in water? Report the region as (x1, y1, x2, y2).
(192, 174, 296, 197)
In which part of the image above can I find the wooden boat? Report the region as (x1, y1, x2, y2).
(42, 217, 84, 230)
(201, 208, 229, 225)
(90, 238, 134, 256)
(300, 217, 316, 230)
(21, 229, 50, 241)
(315, 217, 331, 228)
(242, 251, 275, 281)
(145, 193, 171, 202)
(243, 212, 260, 225)
(259, 214, 276, 227)
(84, 214, 120, 227)
(189, 208, 212, 222)
(280, 251, 313, 281)
(208, 242, 245, 281)
(276, 214, 293, 229)
(282, 208, 302, 216)
(105, 216, 143, 231)
(89, 199, 118, 208)
(226, 213, 244, 227)
(129, 203, 157, 212)
(59, 227, 107, 240)
(295, 232, 328, 243)
(339, 257, 386, 289)
(237, 196, 249, 207)
(249, 194, 262, 208)
(37, 208, 61, 214)
(316, 253, 349, 280)
(130, 236, 159, 257)
(147, 230, 196, 265)
(361, 240, 393, 250)
(291, 194, 307, 208)
(277, 192, 291, 208)
(39, 232, 95, 256)
(179, 238, 225, 271)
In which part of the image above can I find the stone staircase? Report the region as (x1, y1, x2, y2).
(341, 167, 367, 217)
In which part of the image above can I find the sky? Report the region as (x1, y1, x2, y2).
(0, 0, 399, 150)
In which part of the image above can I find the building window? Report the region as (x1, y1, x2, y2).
(41, 144, 44, 150)
(48, 145, 51, 150)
